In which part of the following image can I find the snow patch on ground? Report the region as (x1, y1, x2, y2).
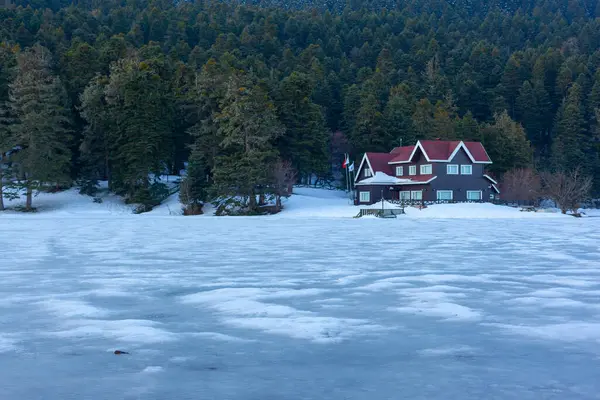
(1, 206, 600, 398)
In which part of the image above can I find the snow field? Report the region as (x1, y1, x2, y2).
(0, 215, 600, 399)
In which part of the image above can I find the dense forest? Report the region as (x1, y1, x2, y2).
(0, 0, 599, 213)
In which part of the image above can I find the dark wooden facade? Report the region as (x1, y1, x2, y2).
(355, 143, 497, 205)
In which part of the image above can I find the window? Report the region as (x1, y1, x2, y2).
(364, 168, 372, 177)
(467, 191, 482, 201)
(396, 166, 404, 176)
(461, 165, 473, 175)
(420, 164, 432, 175)
(447, 164, 459, 175)
(411, 190, 422, 200)
(409, 165, 417, 175)
(436, 190, 453, 201)
(400, 191, 411, 200)
(359, 191, 371, 202)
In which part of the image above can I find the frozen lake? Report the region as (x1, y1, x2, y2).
(1, 216, 600, 399)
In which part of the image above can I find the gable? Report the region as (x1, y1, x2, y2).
(447, 147, 473, 164)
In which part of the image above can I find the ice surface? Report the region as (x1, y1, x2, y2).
(1, 189, 600, 399)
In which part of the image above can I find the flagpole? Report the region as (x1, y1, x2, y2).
(344, 153, 349, 193)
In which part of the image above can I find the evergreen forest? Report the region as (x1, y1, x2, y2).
(1, 0, 600, 212)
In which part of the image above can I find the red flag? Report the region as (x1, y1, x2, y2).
(342, 154, 349, 169)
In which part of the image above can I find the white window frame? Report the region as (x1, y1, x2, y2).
(461, 165, 473, 175)
(364, 167, 372, 177)
(411, 190, 422, 200)
(396, 166, 403, 176)
(359, 191, 371, 203)
(467, 190, 482, 201)
(447, 164, 459, 175)
(409, 165, 417, 175)
(436, 190, 453, 201)
(400, 191, 411, 200)
(420, 164, 432, 175)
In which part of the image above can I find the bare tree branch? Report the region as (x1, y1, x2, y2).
(539, 167, 592, 214)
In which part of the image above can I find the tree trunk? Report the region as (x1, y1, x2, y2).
(248, 191, 257, 210)
(0, 169, 4, 211)
(25, 184, 33, 210)
(275, 195, 282, 211)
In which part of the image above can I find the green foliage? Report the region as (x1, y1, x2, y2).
(6, 44, 73, 209)
(551, 83, 591, 173)
(483, 111, 533, 176)
(0, 0, 599, 204)
(211, 73, 284, 211)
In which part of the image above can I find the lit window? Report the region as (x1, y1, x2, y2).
(411, 190, 422, 200)
(409, 165, 417, 175)
(364, 168, 372, 177)
(447, 164, 459, 175)
(437, 190, 453, 200)
(467, 191, 482, 201)
(396, 166, 403, 176)
(359, 191, 371, 202)
(420, 164, 432, 175)
(461, 165, 473, 175)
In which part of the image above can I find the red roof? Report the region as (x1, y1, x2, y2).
(418, 140, 460, 160)
(463, 141, 491, 163)
(389, 145, 415, 163)
(365, 152, 394, 175)
(390, 140, 491, 163)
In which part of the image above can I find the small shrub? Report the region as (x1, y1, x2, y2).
(77, 178, 99, 196)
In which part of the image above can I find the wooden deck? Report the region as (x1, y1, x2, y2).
(355, 208, 406, 218)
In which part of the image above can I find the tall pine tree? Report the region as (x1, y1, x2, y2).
(7, 44, 73, 210)
(551, 83, 589, 174)
(212, 73, 284, 211)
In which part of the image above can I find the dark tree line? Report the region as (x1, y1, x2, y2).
(1, 0, 599, 212)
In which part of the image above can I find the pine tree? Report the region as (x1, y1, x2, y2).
(103, 56, 174, 207)
(551, 83, 589, 173)
(482, 111, 532, 176)
(7, 45, 73, 210)
(212, 73, 284, 211)
(454, 111, 481, 142)
(383, 83, 415, 147)
(79, 75, 111, 194)
(276, 72, 329, 183)
(412, 98, 434, 140)
(349, 81, 387, 154)
(0, 43, 17, 211)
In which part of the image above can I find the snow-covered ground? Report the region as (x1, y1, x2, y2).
(1, 187, 600, 399)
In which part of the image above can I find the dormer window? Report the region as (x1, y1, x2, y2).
(420, 164, 432, 175)
(447, 164, 459, 175)
(396, 166, 403, 176)
(461, 165, 472, 175)
(409, 165, 417, 175)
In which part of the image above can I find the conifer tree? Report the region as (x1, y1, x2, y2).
(383, 84, 415, 147)
(412, 98, 434, 140)
(276, 72, 329, 183)
(551, 83, 588, 173)
(79, 75, 111, 193)
(102, 56, 175, 207)
(7, 44, 73, 210)
(212, 73, 284, 211)
(0, 44, 17, 211)
(482, 111, 532, 176)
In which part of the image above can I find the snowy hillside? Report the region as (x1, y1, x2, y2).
(0, 184, 582, 219)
